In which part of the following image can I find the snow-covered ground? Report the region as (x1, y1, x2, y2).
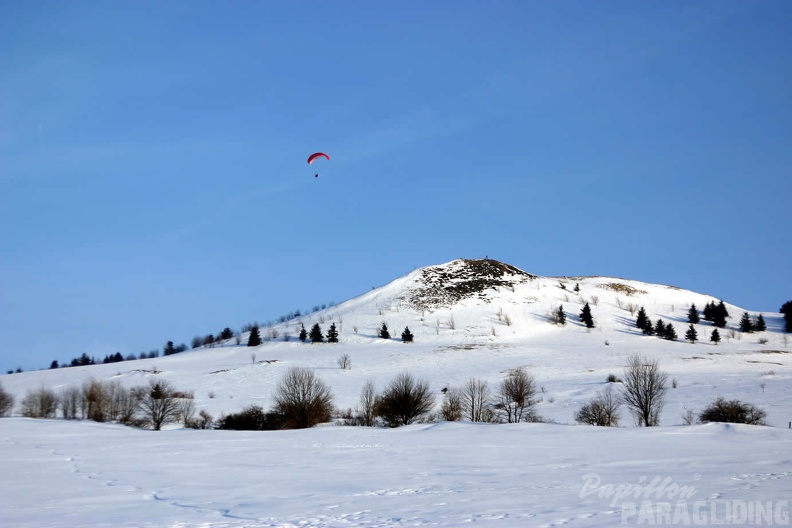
(2, 260, 790, 526)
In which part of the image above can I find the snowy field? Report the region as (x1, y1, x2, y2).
(2, 418, 791, 527)
(2, 261, 791, 526)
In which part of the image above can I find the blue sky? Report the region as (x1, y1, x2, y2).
(2, 1, 790, 371)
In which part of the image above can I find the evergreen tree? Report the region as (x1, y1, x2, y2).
(654, 319, 666, 337)
(326, 323, 339, 343)
(556, 305, 567, 326)
(164, 341, 176, 356)
(298, 324, 307, 342)
(687, 304, 700, 324)
(50, 360, 59, 369)
(783, 301, 792, 333)
(247, 326, 262, 347)
(710, 328, 721, 345)
(220, 327, 234, 340)
(739, 312, 754, 333)
(309, 323, 324, 343)
(579, 302, 594, 328)
(636, 307, 650, 333)
(574, 283, 580, 293)
(712, 308, 727, 329)
(663, 324, 678, 341)
(755, 314, 767, 332)
(709, 300, 729, 328)
(379, 322, 391, 339)
(401, 326, 414, 343)
(703, 301, 714, 321)
(685, 324, 698, 344)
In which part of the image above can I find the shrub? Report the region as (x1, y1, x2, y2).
(273, 367, 334, 429)
(607, 373, 621, 383)
(337, 353, 351, 370)
(0, 382, 15, 416)
(218, 405, 283, 430)
(575, 386, 620, 427)
(376, 372, 435, 427)
(189, 409, 215, 429)
(699, 397, 766, 425)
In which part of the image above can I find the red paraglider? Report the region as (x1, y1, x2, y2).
(307, 152, 330, 165)
(307, 152, 329, 178)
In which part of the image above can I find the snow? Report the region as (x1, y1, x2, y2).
(1, 259, 791, 526)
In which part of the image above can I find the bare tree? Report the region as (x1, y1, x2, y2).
(59, 386, 81, 419)
(495, 367, 537, 423)
(82, 379, 109, 422)
(137, 380, 181, 430)
(20, 387, 58, 418)
(359, 380, 377, 427)
(178, 397, 197, 427)
(575, 385, 620, 426)
(620, 354, 668, 426)
(273, 367, 335, 429)
(440, 388, 463, 421)
(462, 378, 491, 422)
(0, 382, 15, 417)
(375, 372, 435, 427)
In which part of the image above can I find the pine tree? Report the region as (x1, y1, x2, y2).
(703, 301, 714, 321)
(685, 324, 698, 344)
(755, 314, 767, 332)
(710, 300, 729, 328)
(326, 323, 339, 343)
(654, 319, 666, 337)
(579, 302, 594, 328)
(401, 326, 414, 343)
(379, 323, 391, 339)
(164, 341, 176, 356)
(687, 304, 700, 324)
(220, 327, 234, 340)
(783, 301, 792, 333)
(710, 328, 721, 345)
(309, 323, 324, 343)
(739, 312, 754, 333)
(247, 326, 262, 347)
(574, 283, 580, 293)
(663, 324, 678, 341)
(298, 324, 307, 342)
(636, 307, 650, 333)
(557, 305, 567, 326)
(50, 360, 59, 369)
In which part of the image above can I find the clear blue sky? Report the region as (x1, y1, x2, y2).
(2, 1, 790, 371)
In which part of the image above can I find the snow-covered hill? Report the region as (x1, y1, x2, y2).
(2, 259, 790, 527)
(2, 258, 789, 425)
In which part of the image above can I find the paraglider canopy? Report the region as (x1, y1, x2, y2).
(307, 152, 330, 165)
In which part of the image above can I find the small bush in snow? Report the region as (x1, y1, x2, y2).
(273, 367, 334, 429)
(218, 405, 283, 431)
(575, 386, 620, 427)
(337, 353, 351, 370)
(699, 397, 766, 426)
(375, 372, 434, 427)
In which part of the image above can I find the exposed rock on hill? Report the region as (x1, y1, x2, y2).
(407, 258, 535, 311)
